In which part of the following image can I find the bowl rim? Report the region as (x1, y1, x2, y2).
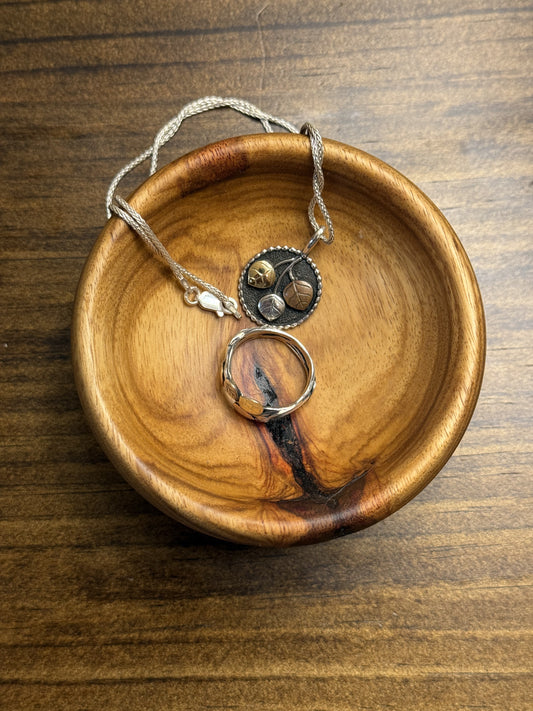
(72, 133, 486, 545)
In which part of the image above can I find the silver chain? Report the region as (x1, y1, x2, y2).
(301, 122, 334, 244)
(107, 96, 333, 320)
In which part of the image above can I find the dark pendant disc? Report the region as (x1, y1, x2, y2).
(238, 246, 322, 329)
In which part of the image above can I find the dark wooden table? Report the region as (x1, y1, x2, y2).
(1, 1, 530, 709)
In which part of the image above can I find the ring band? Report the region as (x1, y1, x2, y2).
(221, 327, 316, 422)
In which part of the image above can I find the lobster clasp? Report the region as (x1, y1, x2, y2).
(196, 291, 241, 319)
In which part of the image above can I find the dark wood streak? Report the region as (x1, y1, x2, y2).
(256, 363, 372, 516)
(266, 416, 335, 506)
(255, 363, 332, 504)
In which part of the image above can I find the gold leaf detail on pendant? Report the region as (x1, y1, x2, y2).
(248, 260, 276, 288)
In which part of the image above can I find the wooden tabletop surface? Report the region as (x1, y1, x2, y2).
(1, 1, 531, 709)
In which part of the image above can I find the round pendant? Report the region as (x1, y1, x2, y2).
(238, 246, 322, 328)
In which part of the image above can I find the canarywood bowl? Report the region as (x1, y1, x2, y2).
(72, 133, 485, 546)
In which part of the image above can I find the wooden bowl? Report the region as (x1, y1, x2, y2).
(72, 133, 485, 546)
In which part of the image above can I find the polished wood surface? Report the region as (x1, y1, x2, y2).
(72, 134, 484, 546)
(1, 0, 530, 708)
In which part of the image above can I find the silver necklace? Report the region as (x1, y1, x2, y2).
(107, 98, 333, 326)
(106, 96, 334, 421)
(238, 122, 333, 329)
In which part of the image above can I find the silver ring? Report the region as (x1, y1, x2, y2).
(221, 327, 316, 422)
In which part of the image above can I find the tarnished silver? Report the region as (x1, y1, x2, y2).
(221, 327, 316, 422)
(239, 246, 322, 329)
(239, 123, 334, 328)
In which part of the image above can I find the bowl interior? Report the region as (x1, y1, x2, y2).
(73, 134, 485, 545)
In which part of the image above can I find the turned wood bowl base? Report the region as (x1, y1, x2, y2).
(72, 134, 485, 546)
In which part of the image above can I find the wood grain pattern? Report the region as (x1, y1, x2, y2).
(0, 0, 531, 708)
(72, 134, 484, 546)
